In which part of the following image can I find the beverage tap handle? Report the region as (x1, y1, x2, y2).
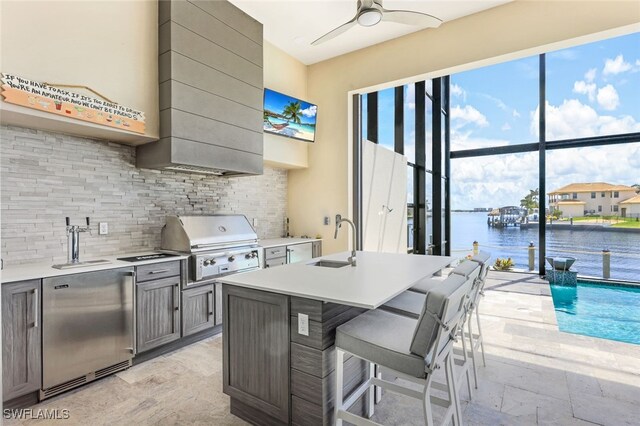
(66, 217, 70, 227)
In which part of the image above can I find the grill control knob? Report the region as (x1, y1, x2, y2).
(245, 253, 252, 259)
(228, 256, 235, 262)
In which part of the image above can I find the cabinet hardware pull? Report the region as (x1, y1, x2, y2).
(33, 288, 39, 328)
(148, 269, 170, 274)
(174, 283, 180, 312)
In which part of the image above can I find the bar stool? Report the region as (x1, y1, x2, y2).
(334, 274, 473, 426)
(464, 252, 491, 387)
(381, 261, 481, 401)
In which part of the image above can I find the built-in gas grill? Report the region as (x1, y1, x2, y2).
(161, 215, 260, 286)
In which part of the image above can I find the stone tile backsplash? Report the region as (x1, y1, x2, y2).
(1, 125, 287, 266)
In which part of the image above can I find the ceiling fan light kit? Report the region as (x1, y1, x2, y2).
(311, 0, 443, 46)
(357, 9, 383, 27)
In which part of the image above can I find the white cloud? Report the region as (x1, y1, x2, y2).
(300, 105, 317, 118)
(451, 84, 466, 101)
(596, 84, 619, 111)
(603, 54, 632, 75)
(451, 143, 640, 210)
(450, 152, 538, 209)
(584, 68, 597, 82)
(550, 49, 578, 61)
(450, 105, 488, 129)
(512, 109, 521, 118)
(573, 80, 596, 102)
(501, 123, 511, 131)
(404, 84, 415, 110)
(529, 99, 640, 140)
(450, 131, 509, 151)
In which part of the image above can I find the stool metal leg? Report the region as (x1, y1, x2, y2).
(460, 325, 474, 400)
(467, 310, 479, 389)
(375, 365, 382, 404)
(335, 349, 345, 426)
(422, 378, 435, 426)
(445, 352, 462, 426)
(367, 362, 375, 419)
(475, 308, 486, 366)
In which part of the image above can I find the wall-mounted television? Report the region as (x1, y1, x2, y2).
(263, 88, 317, 143)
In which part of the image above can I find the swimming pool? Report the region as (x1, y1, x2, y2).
(549, 281, 640, 345)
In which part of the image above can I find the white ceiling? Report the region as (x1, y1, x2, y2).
(229, 0, 512, 65)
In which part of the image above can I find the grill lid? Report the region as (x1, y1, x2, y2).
(161, 215, 258, 252)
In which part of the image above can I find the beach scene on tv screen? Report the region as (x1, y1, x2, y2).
(263, 89, 317, 142)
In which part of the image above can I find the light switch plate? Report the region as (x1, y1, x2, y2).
(253, 218, 258, 227)
(99, 222, 108, 235)
(298, 313, 309, 336)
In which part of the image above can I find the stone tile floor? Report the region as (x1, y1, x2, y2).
(5, 271, 639, 425)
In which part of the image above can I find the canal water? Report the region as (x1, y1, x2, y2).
(450, 212, 640, 282)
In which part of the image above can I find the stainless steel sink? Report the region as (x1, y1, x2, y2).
(308, 260, 351, 268)
(52, 259, 112, 270)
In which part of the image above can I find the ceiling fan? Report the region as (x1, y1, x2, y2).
(311, 0, 442, 46)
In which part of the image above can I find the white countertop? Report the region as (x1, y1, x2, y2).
(219, 251, 455, 309)
(259, 237, 320, 249)
(1, 251, 189, 284)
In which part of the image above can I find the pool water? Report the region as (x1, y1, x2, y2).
(549, 281, 640, 345)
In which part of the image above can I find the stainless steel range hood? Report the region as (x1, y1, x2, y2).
(137, 135, 263, 176)
(138, 0, 264, 176)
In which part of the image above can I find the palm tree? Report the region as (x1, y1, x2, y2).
(282, 101, 302, 124)
(520, 188, 539, 213)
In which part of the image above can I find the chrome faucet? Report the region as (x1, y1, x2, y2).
(334, 214, 357, 267)
(66, 217, 91, 263)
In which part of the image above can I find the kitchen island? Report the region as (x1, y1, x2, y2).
(219, 251, 454, 425)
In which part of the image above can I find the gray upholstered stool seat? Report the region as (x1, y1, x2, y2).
(334, 273, 472, 426)
(451, 259, 481, 278)
(471, 251, 491, 266)
(409, 276, 443, 294)
(380, 291, 425, 319)
(335, 309, 426, 378)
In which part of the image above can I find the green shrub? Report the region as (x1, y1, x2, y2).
(494, 257, 515, 271)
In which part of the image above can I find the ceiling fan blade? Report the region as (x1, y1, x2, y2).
(381, 9, 442, 27)
(311, 17, 358, 46)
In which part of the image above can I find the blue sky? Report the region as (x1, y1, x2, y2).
(264, 89, 317, 124)
(367, 32, 640, 209)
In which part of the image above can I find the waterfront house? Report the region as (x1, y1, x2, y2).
(620, 194, 640, 218)
(548, 182, 637, 218)
(2, 1, 639, 425)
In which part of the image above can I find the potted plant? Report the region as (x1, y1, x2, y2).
(493, 257, 514, 271)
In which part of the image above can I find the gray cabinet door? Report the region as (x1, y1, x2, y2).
(136, 276, 181, 353)
(2, 279, 41, 401)
(223, 285, 290, 423)
(287, 242, 313, 264)
(182, 284, 215, 336)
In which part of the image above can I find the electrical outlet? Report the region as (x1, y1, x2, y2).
(99, 222, 109, 235)
(298, 313, 309, 336)
(324, 216, 330, 225)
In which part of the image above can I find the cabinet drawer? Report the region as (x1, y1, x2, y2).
(136, 261, 181, 282)
(265, 257, 286, 268)
(265, 246, 287, 260)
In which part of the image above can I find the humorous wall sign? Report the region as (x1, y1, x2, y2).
(1, 73, 146, 134)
